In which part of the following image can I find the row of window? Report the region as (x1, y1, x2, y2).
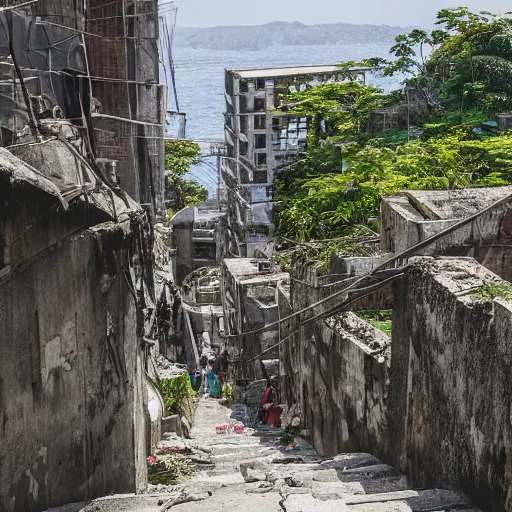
(239, 115, 308, 134)
(239, 78, 274, 93)
(240, 96, 266, 113)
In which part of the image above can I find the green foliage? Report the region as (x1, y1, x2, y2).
(221, 383, 235, 401)
(272, 226, 378, 274)
(165, 139, 208, 215)
(165, 139, 201, 176)
(370, 130, 409, 147)
(422, 109, 488, 138)
(275, 131, 512, 242)
(473, 283, 512, 302)
(159, 373, 197, 422)
(277, 81, 391, 146)
(147, 456, 195, 484)
(273, 7, 512, 249)
(279, 428, 295, 445)
(355, 310, 393, 337)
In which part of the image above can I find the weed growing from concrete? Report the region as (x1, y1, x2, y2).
(473, 283, 512, 302)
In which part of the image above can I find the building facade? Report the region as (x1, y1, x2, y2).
(222, 65, 368, 258)
(0, 1, 174, 510)
(170, 203, 225, 285)
(219, 258, 288, 380)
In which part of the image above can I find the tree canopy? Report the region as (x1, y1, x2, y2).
(273, 7, 512, 255)
(165, 139, 208, 215)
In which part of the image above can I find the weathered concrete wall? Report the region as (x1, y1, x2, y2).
(389, 258, 512, 511)
(381, 193, 512, 281)
(279, 259, 390, 458)
(0, 205, 147, 511)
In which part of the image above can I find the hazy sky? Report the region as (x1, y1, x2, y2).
(176, 0, 510, 28)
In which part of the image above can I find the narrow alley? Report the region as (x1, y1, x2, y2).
(49, 398, 480, 512)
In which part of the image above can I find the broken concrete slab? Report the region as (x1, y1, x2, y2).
(345, 488, 472, 510)
(162, 415, 183, 437)
(240, 460, 269, 483)
(281, 493, 346, 511)
(347, 501, 411, 512)
(311, 481, 365, 500)
(337, 464, 401, 482)
(331, 453, 383, 469)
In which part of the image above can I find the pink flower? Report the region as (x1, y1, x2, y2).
(147, 456, 157, 465)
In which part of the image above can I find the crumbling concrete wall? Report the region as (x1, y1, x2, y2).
(381, 193, 512, 281)
(279, 259, 390, 458)
(0, 196, 147, 511)
(389, 257, 512, 511)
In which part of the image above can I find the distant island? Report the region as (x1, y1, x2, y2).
(174, 21, 407, 51)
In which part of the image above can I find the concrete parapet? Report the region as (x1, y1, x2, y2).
(390, 257, 512, 510)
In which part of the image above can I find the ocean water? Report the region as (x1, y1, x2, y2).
(173, 42, 395, 140)
(172, 42, 395, 194)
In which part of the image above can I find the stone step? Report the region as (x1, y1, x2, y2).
(346, 488, 473, 510)
(336, 464, 401, 482)
(281, 488, 476, 512)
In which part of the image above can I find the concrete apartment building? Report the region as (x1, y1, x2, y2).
(221, 65, 368, 258)
(170, 202, 225, 285)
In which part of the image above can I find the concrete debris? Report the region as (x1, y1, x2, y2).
(53, 398, 479, 511)
(158, 489, 213, 511)
(181, 416, 192, 439)
(240, 460, 269, 483)
(162, 415, 183, 437)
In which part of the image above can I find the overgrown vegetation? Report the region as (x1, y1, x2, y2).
(159, 373, 197, 425)
(355, 309, 393, 337)
(147, 455, 195, 484)
(274, 7, 512, 250)
(165, 139, 208, 216)
(473, 283, 512, 302)
(221, 382, 235, 401)
(279, 427, 296, 445)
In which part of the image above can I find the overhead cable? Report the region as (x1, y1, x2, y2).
(223, 188, 512, 341)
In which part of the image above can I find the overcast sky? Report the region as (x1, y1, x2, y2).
(175, 0, 510, 28)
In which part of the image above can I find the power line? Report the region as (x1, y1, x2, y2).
(246, 271, 403, 364)
(223, 187, 512, 341)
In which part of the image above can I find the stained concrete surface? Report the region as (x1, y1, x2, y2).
(48, 398, 481, 512)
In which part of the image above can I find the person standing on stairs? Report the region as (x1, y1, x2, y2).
(262, 375, 282, 427)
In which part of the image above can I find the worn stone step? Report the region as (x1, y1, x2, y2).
(329, 453, 384, 469)
(281, 493, 347, 511)
(346, 488, 473, 510)
(336, 464, 401, 482)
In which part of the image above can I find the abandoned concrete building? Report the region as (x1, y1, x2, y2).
(178, 267, 225, 369)
(0, 1, 175, 511)
(221, 65, 368, 258)
(170, 202, 225, 285)
(219, 258, 288, 380)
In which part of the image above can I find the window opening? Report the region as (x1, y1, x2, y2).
(254, 97, 265, 112)
(254, 115, 266, 130)
(193, 242, 216, 261)
(254, 134, 266, 149)
(255, 153, 267, 167)
(255, 78, 266, 90)
(240, 115, 247, 133)
(253, 170, 268, 184)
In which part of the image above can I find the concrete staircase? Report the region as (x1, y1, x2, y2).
(47, 399, 480, 512)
